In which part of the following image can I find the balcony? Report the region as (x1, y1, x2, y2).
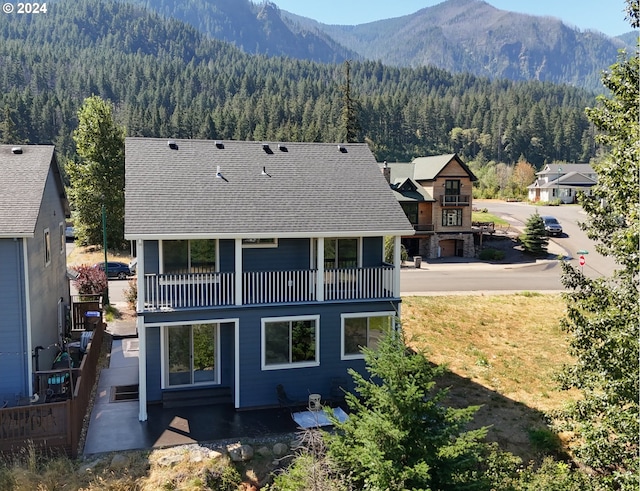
(412, 223, 434, 233)
(440, 194, 471, 206)
(142, 266, 395, 311)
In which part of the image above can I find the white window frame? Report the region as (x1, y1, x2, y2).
(59, 222, 65, 254)
(160, 239, 219, 274)
(261, 314, 320, 371)
(341, 311, 394, 360)
(160, 321, 221, 389)
(242, 238, 278, 248)
(44, 228, 51, 266)
(442, 208, 462, 227)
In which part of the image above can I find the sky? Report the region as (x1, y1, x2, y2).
(271, 0, 634, 37)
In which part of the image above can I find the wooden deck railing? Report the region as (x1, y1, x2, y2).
(0, 322, 104, 457)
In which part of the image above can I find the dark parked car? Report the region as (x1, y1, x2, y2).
(94, 261, 133, 279)
(541, 216, 563, 236)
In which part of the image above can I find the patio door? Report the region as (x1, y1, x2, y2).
(165, 323, 219, 387)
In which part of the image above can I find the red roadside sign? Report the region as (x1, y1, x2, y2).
(579, 255, 585, 266)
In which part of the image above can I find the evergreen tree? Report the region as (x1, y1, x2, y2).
(339, 60, 361, 143)
(67, 96, 126, 249)
(520, 211, 548, 256)
(0, 106, 20, 143)
(557, 2, 639, 487)
(327, 328, 493, 490)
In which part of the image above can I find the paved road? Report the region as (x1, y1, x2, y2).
(399, 200, 617, 295)
(476, 199, 617, 278)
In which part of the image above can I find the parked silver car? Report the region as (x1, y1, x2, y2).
(541, 216, 563, 236)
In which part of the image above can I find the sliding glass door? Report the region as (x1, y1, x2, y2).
(166, 323, 218, 387)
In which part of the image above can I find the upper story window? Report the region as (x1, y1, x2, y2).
(400, 202, 418, 225)
(162, 239, 216, 274)
(242, 238, 278, 248)
(442, 209, 462, 227)
(445, 179, 461, 195)
(325, 238, 358, 269)
(59, 222, 65, 254)
(44, 228, 51, 266)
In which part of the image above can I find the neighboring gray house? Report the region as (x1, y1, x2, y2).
(527, 163, 597, 203)
(0, 145, 70, 405)
(125, 138, 414, 419)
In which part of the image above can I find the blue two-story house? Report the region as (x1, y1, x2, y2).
(0, 145, 70, 405)
(125, 138, 414, 420)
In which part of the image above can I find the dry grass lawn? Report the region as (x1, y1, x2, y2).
(402, 293, 579, 460)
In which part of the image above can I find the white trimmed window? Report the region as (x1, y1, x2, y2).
(44, 228, 51, 266)
(242, 238, 278, 248)
(59, 222, 65, 254)
(162, 239, 217, 274)
(262, 315, 319, 370)
(442, 208, 462, 227)
(341, 313, 393, 359)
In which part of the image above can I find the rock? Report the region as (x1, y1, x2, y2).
(78, 458, 102, 474)
(227, 443, 254, 462)
(272, 442, 288, 457)
(256, 446, 272, 457)
(156, 453, 183, 467)
(109, 453, 129, 470)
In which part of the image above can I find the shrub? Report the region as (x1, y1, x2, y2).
(479, 248, 506, 261)
(72, 264, 107, 295)
(124, 278, 137, 310)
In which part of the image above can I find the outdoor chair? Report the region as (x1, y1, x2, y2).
(276, 384, 306, 410)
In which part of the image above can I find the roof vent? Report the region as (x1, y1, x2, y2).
(262, 143, 273, 154)
(215, 141, 224, 149)
(11, 146, 23, 154)
(215, 165, 229, 182)
(167, 140, 178, 150)
(278, 144, 288, 152)
(338, 145, 347, 153)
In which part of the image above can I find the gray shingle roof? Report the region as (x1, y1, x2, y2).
(0, 145, 59, 237)
(125, 138, 414, 238)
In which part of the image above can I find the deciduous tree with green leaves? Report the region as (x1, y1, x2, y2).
(520, 211, 548, 256)
(558, 2, 639, 488)
(67, 96, 126, 249)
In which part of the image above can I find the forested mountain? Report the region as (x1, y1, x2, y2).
(120, 0, 633, 92)
(125, 0, 357, 64)
(283, 0, 632, 92)
(0, 0, 599, 169)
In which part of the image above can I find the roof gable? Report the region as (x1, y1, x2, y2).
(0, 145, 64, 238)
(125, 138, 414, 238)
(411, 154, 477, 182)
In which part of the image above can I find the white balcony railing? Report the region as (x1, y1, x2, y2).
(143, 266, 395, 311)
(324, 266, 394, 301)
(243, 270, 317, 305)
(145, 272, 235, 310)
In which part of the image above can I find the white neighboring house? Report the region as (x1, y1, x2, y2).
(527, 163, 597, 204)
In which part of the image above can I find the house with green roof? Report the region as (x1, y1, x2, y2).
(381, 154, 478, 259)
(125, 138, 414, 418)
(0, 145, 70, 406)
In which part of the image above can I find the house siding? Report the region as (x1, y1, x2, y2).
(26, 168, 69, 372)
(142, 299, 398, 408)
(243, 238, 310, 271)
(0, 239, 29, 400)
